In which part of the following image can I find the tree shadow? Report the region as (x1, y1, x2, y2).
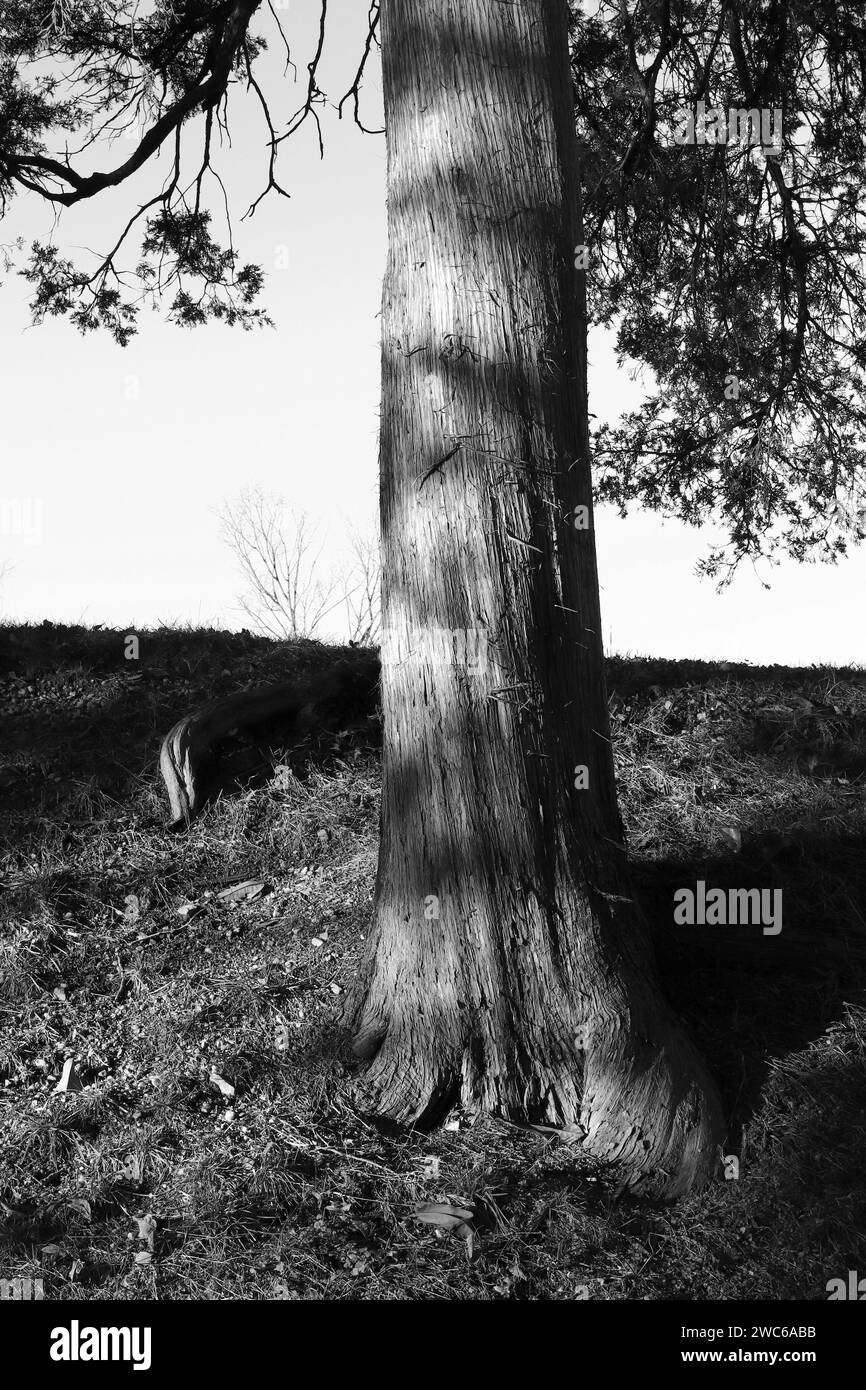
(201, 703, 382, 811)
(0, 690, 156, 841)
(0, 645, 381, 836)
(638, 827, 866, 1154)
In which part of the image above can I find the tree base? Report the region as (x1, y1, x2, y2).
(348, 1003, 724, 1200)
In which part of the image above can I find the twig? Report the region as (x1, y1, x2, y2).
(418, 443, 462, 489)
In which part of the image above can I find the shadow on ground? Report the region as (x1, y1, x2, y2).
(641, 825, 866, 1272)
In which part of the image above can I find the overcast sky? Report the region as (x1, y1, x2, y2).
(1, 1, 863, 666)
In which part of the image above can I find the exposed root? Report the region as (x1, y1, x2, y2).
(580, 1014, 727, 1199)
(157, 655, 380, 826)
(347, 1005, 725, 1198)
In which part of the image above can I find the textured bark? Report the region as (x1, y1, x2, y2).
(348, 0, 725, 1197)
(158, 656, 379, 828)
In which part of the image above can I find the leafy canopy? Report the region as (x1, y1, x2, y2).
(1, 0, 865, 575)
(572, 1, 866, 576)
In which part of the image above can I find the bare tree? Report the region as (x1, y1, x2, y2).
(218, 488, 347, 641)
(341, 530, 381, 647)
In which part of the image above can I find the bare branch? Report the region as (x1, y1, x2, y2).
(337, 3, 384, 136)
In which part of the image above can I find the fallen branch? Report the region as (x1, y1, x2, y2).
(158, 654, 380, 829)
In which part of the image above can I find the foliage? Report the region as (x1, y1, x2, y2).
(571, 0, 866, 577)
(1, 621, 865, 1297)
(1, 1, 866, 570)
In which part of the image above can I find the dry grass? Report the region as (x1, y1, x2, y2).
(1, 622, 865, 1300)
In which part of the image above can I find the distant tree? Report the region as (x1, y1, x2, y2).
(220, 489, 340, 641)
(341, 530, 381, 647)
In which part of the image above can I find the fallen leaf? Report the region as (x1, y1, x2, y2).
(133, 1251, 152, 1266)
(54, 1058, 82, 1093)
(529, 1122, 585, 1145)
(209, 1069, 236, 1098)
(133, 1214, 157, 1250)
(413, 1201, 475, 1235)
(217, 879, 266, 904)
(122, 1153, 143, 1181)
(177, 901, 205, 920)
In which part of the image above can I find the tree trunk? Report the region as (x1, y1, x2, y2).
(348, 0, 725, 1197)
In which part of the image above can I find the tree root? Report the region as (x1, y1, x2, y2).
(157, 654, 380, 828)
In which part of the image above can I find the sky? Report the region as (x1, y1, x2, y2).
(0, 1, 863, 667)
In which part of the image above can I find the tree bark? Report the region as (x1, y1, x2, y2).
(348, 0, 725, 1197)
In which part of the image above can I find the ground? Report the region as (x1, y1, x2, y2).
(0, 621, 864, 1300)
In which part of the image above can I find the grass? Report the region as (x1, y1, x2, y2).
(1, 619, 865, 1300)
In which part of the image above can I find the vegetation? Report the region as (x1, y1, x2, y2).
(1, 622, 864, 1297)
(571, 0, 866, 579)
(0, 0, 732, 1192)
